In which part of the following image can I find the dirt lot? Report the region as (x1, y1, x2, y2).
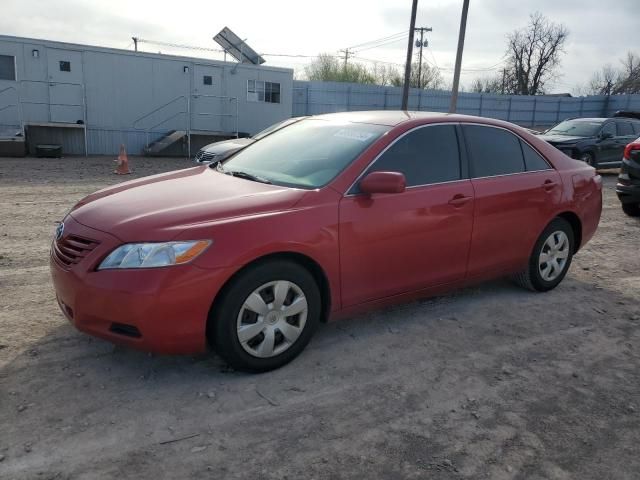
(1, 156, 639, 479)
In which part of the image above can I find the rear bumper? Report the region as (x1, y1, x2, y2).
(616, 184, 640, 204)
(49, 217, 235, 355)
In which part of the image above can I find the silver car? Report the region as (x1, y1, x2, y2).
(194, 117, 306, 164)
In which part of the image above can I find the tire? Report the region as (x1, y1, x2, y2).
(209, 259, 321, 372)
(621, 203, 640, 217)
(579, 152, 597, 168)
(513, 217, 575, 292)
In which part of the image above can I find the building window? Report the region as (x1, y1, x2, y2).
(0, 55, 16, 81)
(247, 80, 280, 104)
(59, 61, 71, 72)
(203, 75, 212, 86)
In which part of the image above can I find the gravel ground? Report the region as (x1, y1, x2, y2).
(0, 156, 639, 479)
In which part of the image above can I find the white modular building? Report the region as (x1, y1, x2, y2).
(0, 35, 294, 156)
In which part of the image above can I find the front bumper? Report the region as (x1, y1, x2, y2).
(50, 216, 234, 354)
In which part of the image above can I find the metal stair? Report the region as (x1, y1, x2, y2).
(143, 130, 186, 155)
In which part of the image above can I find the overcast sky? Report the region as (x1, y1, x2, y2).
(1, 0, 638, 94)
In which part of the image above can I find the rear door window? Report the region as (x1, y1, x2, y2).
(462, 125, 525, 177)
(617, 121, 634, 136)
(363, 124, 461, 187)
(520, 141, 551, 171)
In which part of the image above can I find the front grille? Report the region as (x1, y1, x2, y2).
(53, 234, 99, 268)
(195, 151, 217, 163)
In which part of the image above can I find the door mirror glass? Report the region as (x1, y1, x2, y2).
(359, 171, 406, 195)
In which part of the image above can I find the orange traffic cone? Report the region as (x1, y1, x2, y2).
(114, 144, 132, 175)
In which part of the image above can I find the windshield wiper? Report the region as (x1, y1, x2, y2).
(224, 169, 272, 184)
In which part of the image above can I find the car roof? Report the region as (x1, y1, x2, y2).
(563, 118, 607, 122)
(311, 110, 452, 126)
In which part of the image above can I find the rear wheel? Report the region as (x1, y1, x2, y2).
(621, 202, 640, 217)
(579, 152, 596, 168)
(209, 260, 321, 372)
(513, 217, 575, 292)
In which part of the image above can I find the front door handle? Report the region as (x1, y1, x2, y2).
(448, 194, 471, 207)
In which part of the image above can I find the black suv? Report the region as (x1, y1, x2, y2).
(616, 138, 640, 216)
(540, 116, 640, 168)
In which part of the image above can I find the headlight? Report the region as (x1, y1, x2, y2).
(98, 240, 211, 270)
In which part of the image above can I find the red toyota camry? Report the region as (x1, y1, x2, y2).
(50, 111, 602, 371)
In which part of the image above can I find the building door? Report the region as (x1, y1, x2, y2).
(191, 64, 224, 132)
(46, 48, 84, 123)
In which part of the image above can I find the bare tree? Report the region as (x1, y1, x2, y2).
(469, 76, 503, 93)
(369, 63, 400, 87)
(584, 51, 640, 95)
(613, 51, 640, 94)
(586, 64, 618, 95)
(387, 62, 443, 89)
(505, 12, 568, 95)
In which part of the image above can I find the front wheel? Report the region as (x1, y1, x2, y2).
(513, 217, 575, 292)
(621, 202, 640, 217)
(209, 260, 321, 372)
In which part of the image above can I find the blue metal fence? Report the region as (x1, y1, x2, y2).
(293, 80, 640, 127)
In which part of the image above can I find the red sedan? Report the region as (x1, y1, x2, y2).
(50, 112, 602, 371)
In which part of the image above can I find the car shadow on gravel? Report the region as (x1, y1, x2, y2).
(1, 276, 639, 479)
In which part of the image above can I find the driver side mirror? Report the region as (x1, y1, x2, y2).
(359, 171, 406, 195)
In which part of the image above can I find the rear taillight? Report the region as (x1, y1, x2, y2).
(624, 141, 640, 161)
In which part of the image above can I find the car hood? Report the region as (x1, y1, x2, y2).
(69, 166, 306, 241)
(539, 134, 586, 144)
(202, 137, 253, 154)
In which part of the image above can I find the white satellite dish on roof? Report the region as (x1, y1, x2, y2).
(214, 27, 265, 65)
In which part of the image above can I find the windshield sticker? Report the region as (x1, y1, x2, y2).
(333, 129, 376, 142)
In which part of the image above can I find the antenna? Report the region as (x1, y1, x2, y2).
(213, 27, 265, 65)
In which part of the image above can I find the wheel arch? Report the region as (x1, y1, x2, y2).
(207, 251, 333, 340)
(556, 211, 582, 253)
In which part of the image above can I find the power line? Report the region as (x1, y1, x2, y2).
(133, 36, 507, 74)
(352, 34, 409, 54)
(135, 38, 225, 53)
(347, 31, 408, 50)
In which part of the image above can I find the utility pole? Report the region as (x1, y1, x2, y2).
(132, 37, 138, 52)
(339, 48, 351, 69)
(401, 0, 419, 110)
(501, 68, 506, 94)
(414, 27, 432, 89)
(449, 0, 470, 113)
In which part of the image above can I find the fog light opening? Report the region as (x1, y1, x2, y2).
(109, 322, 142, 338)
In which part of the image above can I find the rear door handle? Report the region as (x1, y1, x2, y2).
(542, 179, 557, 192)
(448, 194, 471, 207)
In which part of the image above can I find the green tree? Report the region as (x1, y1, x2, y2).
(304, 54, 375, 84)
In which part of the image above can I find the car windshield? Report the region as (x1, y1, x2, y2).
(547, 120, 602, 137)
(219, 119, 389, 189)
(252, 117, 302, 140)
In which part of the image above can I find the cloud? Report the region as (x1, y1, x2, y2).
(0, 0, 638, 93)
